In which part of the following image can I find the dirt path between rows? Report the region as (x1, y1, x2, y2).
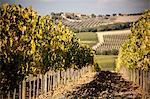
(38, 71, 149, 99)
(38, 71, 96, 99)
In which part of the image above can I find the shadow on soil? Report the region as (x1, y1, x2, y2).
(65, 71, 149, 98)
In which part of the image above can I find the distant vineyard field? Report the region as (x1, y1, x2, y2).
(62, 17, 114, 29)
(95, 30, 131, 55)
(57, 15, 140, 33)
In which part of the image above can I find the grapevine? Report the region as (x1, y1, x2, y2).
(0, 3, 95, 92)
(116, 10, 150, 71)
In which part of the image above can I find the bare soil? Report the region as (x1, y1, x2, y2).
(38, 71, 149, 99)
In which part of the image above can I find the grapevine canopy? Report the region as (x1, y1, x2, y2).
(0, 3, 95, 92)
(117, 10, 150, 70)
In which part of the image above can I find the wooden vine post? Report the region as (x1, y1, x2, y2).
(22, 79, 26, 99)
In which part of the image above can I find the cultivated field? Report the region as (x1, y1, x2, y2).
(93, 30, 130, 52)
(114, 15, 140, 23)
(61, 15, 139, 30)
(62, 17, 114, 30)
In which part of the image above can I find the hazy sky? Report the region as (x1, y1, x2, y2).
(1, 0, 149, 15)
